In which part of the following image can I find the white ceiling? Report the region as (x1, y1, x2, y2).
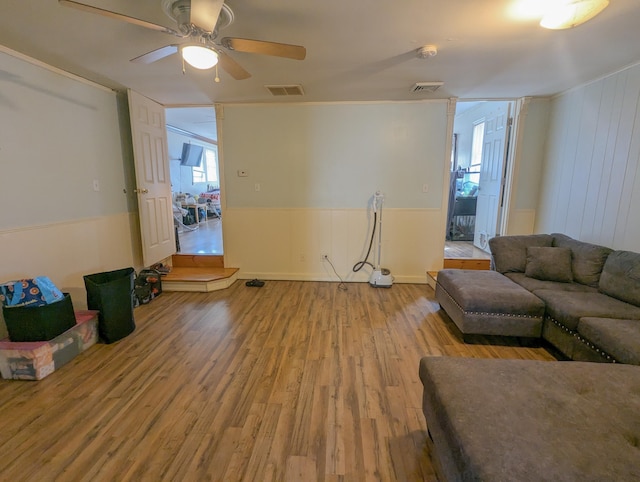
(1, 0, 639, 134)
(166, 105, 217, 141)
(2, 0, 640, 106)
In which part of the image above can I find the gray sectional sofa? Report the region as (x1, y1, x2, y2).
(435, 233, 640, 364)
(423, 234, 640, 481)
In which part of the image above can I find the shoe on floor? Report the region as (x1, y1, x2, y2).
(246, 279, 265, 287)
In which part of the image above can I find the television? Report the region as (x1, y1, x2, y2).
(180, 143, 203, 167)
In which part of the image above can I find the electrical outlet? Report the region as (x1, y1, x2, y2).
(321, 254, 329, 262)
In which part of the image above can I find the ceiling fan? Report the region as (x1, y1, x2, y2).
(58, 0, 306, 80)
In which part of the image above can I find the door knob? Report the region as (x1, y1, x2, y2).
(134, 188, 149, 194)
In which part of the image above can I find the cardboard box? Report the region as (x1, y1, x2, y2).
(0, 310, 98, 380)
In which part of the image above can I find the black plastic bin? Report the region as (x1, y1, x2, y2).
(83, 267, 135, 344)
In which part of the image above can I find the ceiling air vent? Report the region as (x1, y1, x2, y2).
(410, 81, 444, 93)
(265, 84, 305, 96)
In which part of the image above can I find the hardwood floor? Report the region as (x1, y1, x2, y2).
(444, 240, 491, 259)
(177, 217, 223, 255)
(0, 282, 555, 481)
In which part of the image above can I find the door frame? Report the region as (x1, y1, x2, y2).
(165, 104, 225, 256)
(444, 98, 525, 253)
(499, 97, 531, 236)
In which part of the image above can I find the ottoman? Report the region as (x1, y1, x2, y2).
(419, 356, 640, 481)
(435, 269, 545, 339)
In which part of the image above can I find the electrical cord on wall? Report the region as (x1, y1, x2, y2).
(352, 211, 377, 272)
(324, 256, 348, 291)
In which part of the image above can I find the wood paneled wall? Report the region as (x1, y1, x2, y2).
(536, 63, 640, 251)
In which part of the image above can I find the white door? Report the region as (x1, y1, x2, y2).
(128, 90, 175, 266)
(474, 102, 512, 251)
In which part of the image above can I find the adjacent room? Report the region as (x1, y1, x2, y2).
(0, 0, 639, 480)
(166, 106, 223, 255)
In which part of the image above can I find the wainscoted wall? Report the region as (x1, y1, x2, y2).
(219, 101, 451, 282)
(0, 48, 140, 337)
(505, 209, 537, 236)
(0, 213, 139, 338)
(223, 208, 441, 283)
(536, 62, 640, 251)
(503, 97, 551, 235)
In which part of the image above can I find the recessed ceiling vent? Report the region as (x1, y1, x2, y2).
(265, 84, 305, 96)
(410, 81, 444, 93)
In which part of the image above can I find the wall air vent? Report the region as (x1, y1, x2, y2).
(265, 84, 305, 96)
(410, 81, 444, 93)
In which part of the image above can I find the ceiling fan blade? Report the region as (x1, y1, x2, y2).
(221, 38, 306, 60)
(217, 51, 251, 80)
(131, 45, 179, 64)
(190, 0, 224, 33)
(58, 0, 181, 36)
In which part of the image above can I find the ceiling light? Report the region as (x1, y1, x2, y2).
(540, 0, 609, 29)
(181, 45, 219, 69)
(417, 45, 438, 59)
(509, 0, 555, 20)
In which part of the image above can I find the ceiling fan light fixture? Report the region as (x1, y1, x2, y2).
(181, 44, 219, 69)
(540, 0, 609, 29)
(417, 45, 438, 59)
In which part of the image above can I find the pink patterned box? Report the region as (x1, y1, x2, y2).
(0, 310, 98, 380)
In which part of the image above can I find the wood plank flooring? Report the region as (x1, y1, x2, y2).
(177, 218, 223, 255)
(444, 241, 491, 259)
(0, 281, 555, 481)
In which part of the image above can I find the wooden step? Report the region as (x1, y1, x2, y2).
(162, 267, 239, 293)
(443, 258, 491, 270)
(428, 257, 491, 290)
(172, 254, 225, 268)
(427, 271, 438, 290)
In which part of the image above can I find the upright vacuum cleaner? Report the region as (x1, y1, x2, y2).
(369, 191, 393, 288)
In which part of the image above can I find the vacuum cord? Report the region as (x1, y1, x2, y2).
(352, 211, 377, 272)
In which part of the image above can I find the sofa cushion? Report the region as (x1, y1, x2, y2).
(577, 317, 640, 365)
(525, 246, 573, 282)
(505, 273, 597, 293)
(552, 233, 613, 287)
(489, 234, 554, 274)
(534, 289, 640, 331)
(599, 250, 640, 306)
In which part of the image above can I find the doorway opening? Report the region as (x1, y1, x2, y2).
(166, 106, 223, 255)
(446, 100, 514, 261)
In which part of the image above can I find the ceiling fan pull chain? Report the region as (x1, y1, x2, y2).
(182, 56, 186, 75)
(214, 63, 220, 83)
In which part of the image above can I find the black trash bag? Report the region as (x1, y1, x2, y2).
(83, 267, 135, 344)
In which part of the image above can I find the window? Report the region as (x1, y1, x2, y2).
(192, 146, 219, 185)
